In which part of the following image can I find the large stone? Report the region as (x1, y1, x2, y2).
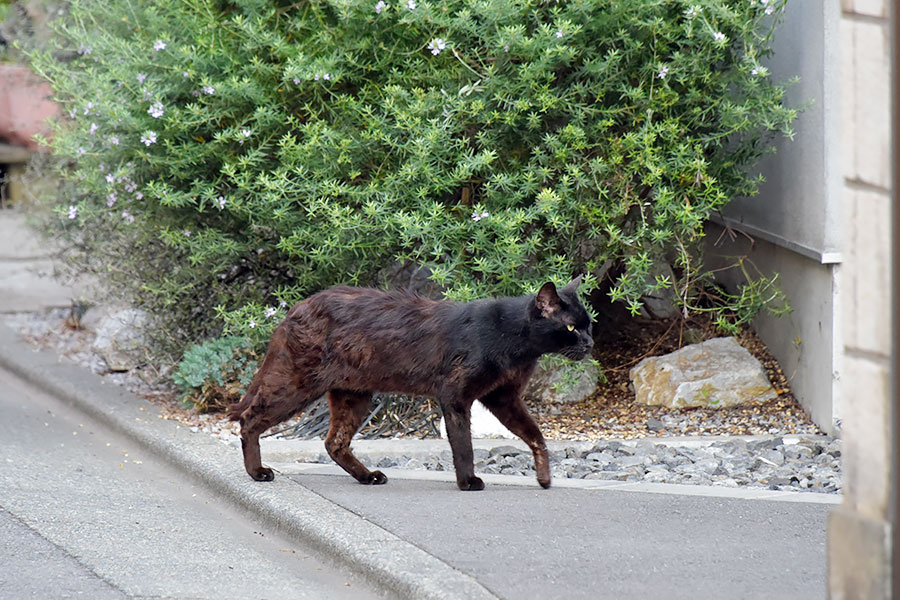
(523, 360, 599, 404)
(630, 337, 777, 409)
(91, 307, 149, 371)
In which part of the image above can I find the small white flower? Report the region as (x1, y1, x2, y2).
(765, 5, 775, 14)
(83, 101, 94, 116)
(471, 210, 489, 221)
(135, 191, 144, 201)
(264, 307, 277, 318)
(105, 173, 115, 184)
(293, 77, 301, 85)
(78, 44, 92, 56)
(406, 0, 415, 9)
(137, 73, 148, 85)
(685, 6, 701, 19)
(89, 122, 99, 135)
(658, 66, 669, 79)
(67, 205, 78, 220)
(148, 102, 165, 118)
(202, 85, 215, 95)
(555, 30, 564, 39)
(375, 0, 386, 13)
(504, 44, 510, 53)
(183, 71, 190, 78)
(143, 91, 154, 102)
(242, 129, 252, 138)
(713, 31, 726, 42)
(323, 73, 332, 80)
(314, 73, 320, 81)
(153, 40, 166, 51)
(109, 135, 120, 146)
(248, 320, 257, 329)
(427, 38, 446, 55)
(140, 131, 157, 146)
(107, 193, 117, 207)
(184, 229, 192, 237)
(122, 210, 135, 224)
(279, 300, 288, 308)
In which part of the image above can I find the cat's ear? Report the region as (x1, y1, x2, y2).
(535, 282, 563, 318)
(562, 274, 583, 293)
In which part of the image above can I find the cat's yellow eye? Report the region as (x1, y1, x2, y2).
(567, 324, 575, 332)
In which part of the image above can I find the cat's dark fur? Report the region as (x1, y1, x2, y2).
(228, 276, 593, 491)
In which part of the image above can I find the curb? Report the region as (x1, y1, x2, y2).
(268, 462, 842, 505)
(0, 324, 497, 600)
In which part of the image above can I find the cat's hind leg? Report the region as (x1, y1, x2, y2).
(235, 383, 322, 482)
(325, 390, 386, 485)
(480, 386, 551, 489)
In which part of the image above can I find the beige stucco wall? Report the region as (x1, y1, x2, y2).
(828, 0, 894, 597)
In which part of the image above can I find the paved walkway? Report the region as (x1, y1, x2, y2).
(0, 209, 87, 313)
(0, 207, 835, 599)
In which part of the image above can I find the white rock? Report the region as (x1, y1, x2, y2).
(91, 307, 148, 372)
(439, 400, 516, 440)
(630, 336, 777, 409)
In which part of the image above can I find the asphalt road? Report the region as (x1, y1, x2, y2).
(292, 472, 832, 600)
(0, 367, 387, 600)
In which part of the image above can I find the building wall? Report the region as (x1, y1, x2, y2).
(708, 0, 842, 433)
(723, 0, 842, 259)
(828, 0, 894, 598)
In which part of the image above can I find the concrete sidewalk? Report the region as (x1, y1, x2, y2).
(0, 209, 88, 312)
(0, 208, 835, 599)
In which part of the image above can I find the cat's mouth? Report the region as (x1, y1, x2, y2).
(559, 345, 593, 361)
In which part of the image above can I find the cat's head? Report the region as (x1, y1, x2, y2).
(531, 275, 594, 361)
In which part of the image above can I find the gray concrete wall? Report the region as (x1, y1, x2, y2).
(709, 0, 842, 433)
(721, 0, 842, 263)
(706, 225, 840, 431)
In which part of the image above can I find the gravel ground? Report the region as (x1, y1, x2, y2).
(293, 436, 842, 494)
(4, 308, 841, 494)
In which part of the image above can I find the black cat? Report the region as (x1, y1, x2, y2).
(228, 276, 594, 490)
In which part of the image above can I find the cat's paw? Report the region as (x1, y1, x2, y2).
(458, 475, 485, 491)
(537, 475, 551, 489)
(362, 470, 388, 485)
(250, 467, 275, 482)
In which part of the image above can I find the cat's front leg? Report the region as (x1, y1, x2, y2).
(440, 398, 484, 491)
(480, 387, 551, 489)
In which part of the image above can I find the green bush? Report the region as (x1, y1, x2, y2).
(172, 335, 258, 411)
(29, 0, 794, 352)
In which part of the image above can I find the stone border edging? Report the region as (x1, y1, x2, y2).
(0, 324, 497, 600)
